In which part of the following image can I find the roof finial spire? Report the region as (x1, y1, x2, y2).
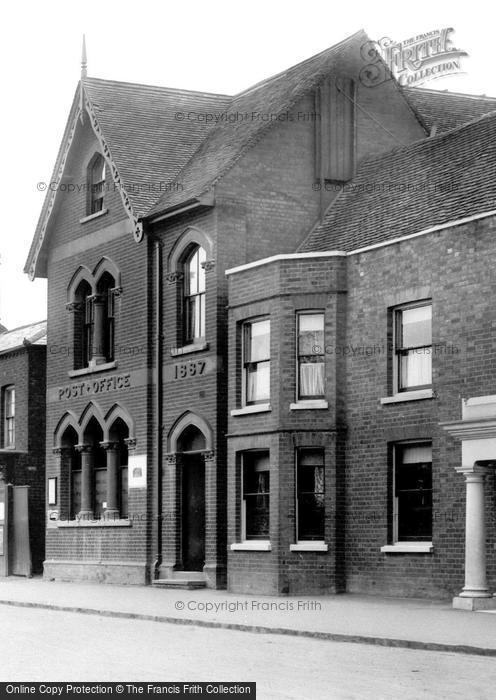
(81, 34, 87, 80)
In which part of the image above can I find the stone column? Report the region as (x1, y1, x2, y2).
(76, 444, 93, 520)
(90, 293, 106, 364)
(453, 464, 494, 610)
(101, 441, 120, 519)
(203, 449, 223, 588)
(160, 453, 181, 577)
(52, 446, 73, 522)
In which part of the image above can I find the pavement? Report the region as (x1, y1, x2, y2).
(0, 576, 495, 657)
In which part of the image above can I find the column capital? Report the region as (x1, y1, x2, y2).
(100, 440, 120, 451)
(88, 293, 105, 304)
(75, 444, 92, 454)
(52, 446, 73, 456)
(455, 464, 492, 480)
(164, 452, 177, 465)
(202, 450, 215, 462)
(124, 437, 137, 451)
(165, 271, 183, 284)
(65, 301, 83, 313)
(201, 259, 216, 272)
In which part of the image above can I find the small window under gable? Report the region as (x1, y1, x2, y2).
(315, 77, 355, 182)
(88, 153, 106, 215)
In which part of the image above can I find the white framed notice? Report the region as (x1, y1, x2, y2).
(128, 454, 147, 489)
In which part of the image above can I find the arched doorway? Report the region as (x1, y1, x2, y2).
(178, 424, 206, 571)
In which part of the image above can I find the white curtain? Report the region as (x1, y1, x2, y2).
(300, 362, 324, 397)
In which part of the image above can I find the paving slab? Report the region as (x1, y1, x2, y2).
(0, 577, 495, 656)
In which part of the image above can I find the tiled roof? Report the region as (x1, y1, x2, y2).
(403, 87, 496, 135)
(0, 320, 47, 354)
(84, 78, 231, 216)
(146, 30, 370, 217)
(299, 110, 496, 253)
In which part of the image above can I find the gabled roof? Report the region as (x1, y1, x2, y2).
(146, 30, 374, 218)
(403, 86, 496, 135)
(299, 110, 496, 253)
(0, 320, 47, 355)
(24, 79, 230, 279)
(83, 78, 231, 216)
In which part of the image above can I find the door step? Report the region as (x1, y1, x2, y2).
(153, 571, 207, 589)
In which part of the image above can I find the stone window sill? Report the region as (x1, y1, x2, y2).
(57, 519, 131, 528)
(231, 541, 271, 551)
(230, 404, 271, 416)
(290, 400, 328, 410)
(79, 209, 108, 224)
(380, 389, 434, 405)
(381, 542, 433, 553)
(290, 542, 328, 552)
(0, 448, 26, 454)
(68, 361, 117, 378)
(170, 342, 209, 357)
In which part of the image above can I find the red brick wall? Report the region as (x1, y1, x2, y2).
(0, 345, 46, 572)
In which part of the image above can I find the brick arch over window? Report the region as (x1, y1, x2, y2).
(168, 226, 213, 273)
(167, 411, 214, 453)
(53, 411, 81, 447)
(78, 401, 107, 441)
(105, 403, 135, 440)
(93, 257, 121, 289)
(67, 266, 95, 304)
(66, 257, 122, 369)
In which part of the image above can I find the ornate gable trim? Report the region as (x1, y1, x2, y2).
(27, 84, 143, 281)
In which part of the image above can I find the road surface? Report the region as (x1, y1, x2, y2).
(0, 605, 494, 698)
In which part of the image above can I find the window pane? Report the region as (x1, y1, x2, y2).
(396, 444, 432, 541)
(401, 445, 432, 464)
(246, 361, 270, 403)
(297, 449, 325, 540)
(120, 467, 128, 519)
(298, 493, 325, 540)
(401, 305, 432, 348)
(397, 491, 432, 541)
(71, 471, 82, 519)
(298, 464, 324, 494)
(94, 469, 106, 518)
(198, 247, 206, 293)
(245, 495, 270, 539)
(400, 349, 431, 388)
(199, 293, 205, 337)
(248, 320, 270, 362)
(244, 453, 270, 539)
(186, 297, 197, 342)
(299, 362, 325, 397)
(187, 250, 198, 295)
(298, 313, 324, 355)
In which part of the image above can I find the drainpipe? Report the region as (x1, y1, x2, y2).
(153, 238, 163, 579)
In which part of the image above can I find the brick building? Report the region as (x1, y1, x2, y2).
(24, 30, 496, 607)
(0, 321, 47, 574)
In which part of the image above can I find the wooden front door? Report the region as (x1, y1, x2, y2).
(181, 455, 205, 571)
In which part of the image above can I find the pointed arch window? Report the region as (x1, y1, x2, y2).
(74, 280, 93, 370)
(183, 246, 206, 344)
(96, 272, 116, 363)
(88, 154, 106, 215)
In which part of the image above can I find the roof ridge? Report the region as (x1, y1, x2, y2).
(356, 106, 496, 169)
(234, 29, 368, 98)
(2, 320, 47, 334)
(404, 86, 496, 102)
(84, 76, 231, 99)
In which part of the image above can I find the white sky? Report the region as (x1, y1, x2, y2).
(1, 0, 494, 329)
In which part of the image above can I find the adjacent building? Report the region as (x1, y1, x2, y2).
(23, 30, 496, 608)
(0, 321, 47, 575)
